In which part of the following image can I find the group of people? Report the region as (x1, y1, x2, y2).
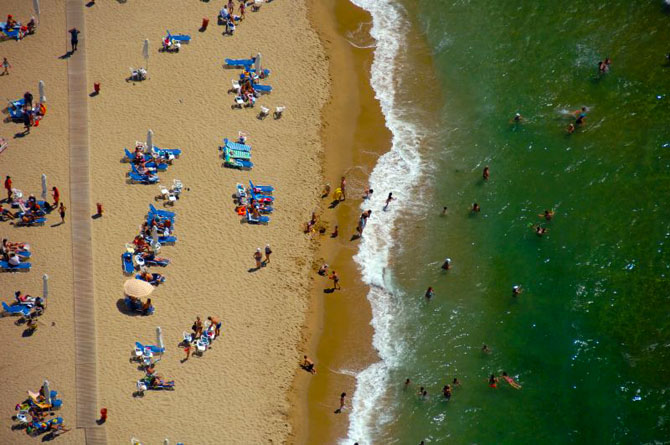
(181, 315, 222, 360)
(252, 245, 272, 269)
(1, 176, 65, 226)
(2, 14, 37, 40)
(220, 0, 246, 35)
(15, 91, 47, 134)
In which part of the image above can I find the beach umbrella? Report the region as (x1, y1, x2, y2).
(41, 174, 47, 201)
(255, 52, 262, 74)
(163, 440, 169, 445)
(123, 279, 154, 298)
(42, 274, 49, 300)
(147, 129, 154, 152)
(151, 225, 160, 252)
(38, 80, 46, 103)
(33, 0, 40, 18)
(157, 326, 164, 350)
(142, 39, 149, 70)
(43, 379, 51, 405)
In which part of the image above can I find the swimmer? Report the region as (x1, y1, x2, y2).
(482, 344, 491, 354)
(442, 385, 452, 400)
(442, 206, 448, 215)
(512, 285, 523, 297)
(384, 192, 396, 211)
(363, 188, 374, 200)
(441, 258, 452, 270)
(501, 371, 522, 389)
(538, 209, 554, 221)
(488, 374, 499, 388)
(573, 106, 587, 125)
(404, 378, 411, 389)
(472, 203, 481, 212)
(511, 112, 523, 123)
(452, 377, 461, 386)
(418, 387, 428, 399)
(567, 123, 575, 134)
(534, 225, 548, 236)
(425, 286, 434, 299)
(483, 166, 490, 180)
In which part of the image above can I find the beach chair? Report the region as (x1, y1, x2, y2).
(253, 84, 272, 94)
(245, 209, 269, 224)
(122, 252, 134, 275)
(2, 301, 31, 317)
(223, 138, 252, 153)
(224, 153, 253, 170)
(166, 30, 191, 43)
(149, 204, 175, 219)
(152, 145, 181, 159)
(0, 261, 31, 271)
(249, 180, 274, 194)
(129, 172, 159, 184)
(274, 106, 285, 119)
(135, 341, 165, 356)
(252, 0, 264, 11)
(258, 106, 270, 119)
(224, 57, 255, 68)
(8, 98, 26, 121)
(230, 79, 241, 94)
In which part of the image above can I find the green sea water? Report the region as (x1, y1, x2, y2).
(379, 1, 670, 443)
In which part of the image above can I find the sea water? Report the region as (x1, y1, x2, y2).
(346, 0, 670, 443)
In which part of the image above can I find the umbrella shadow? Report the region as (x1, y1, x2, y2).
(116, 298, 142, 316)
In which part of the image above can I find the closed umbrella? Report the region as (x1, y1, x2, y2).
(142, 39, 149, 70)
(255, 52, 262, 74)
(38, 80, 46, 103)
(151, 225, 160, 252)
(157, 326, 164, 350)
(147, 129, 154, 152)
(123, 279, 154, 298)
(41, 174, 47, 201)
(33, 0, 40, 18)
(43, 379, 51, 405)
(42, 274, 49, 300)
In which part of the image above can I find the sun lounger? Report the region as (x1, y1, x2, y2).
(223, 138, 251, 152)
(245, 209, 269, 224)
(149, 204, 175, 219)
(157, 235, 176, 244)
(253, 84, 272, 94)
(225, 146, 252, 160)
(249, 180, 274, 194)
(152, 146, 181, 159)
(225, 57, 255, 68)
(166, 30, 190, 43)
(8, 98, 25, 120)
(122, 252, 134, 275)
(224, 153, 253, 169)
(2, 301, 30, 317)
(129, 172, 159, 184)
(250, 190, 274, 202)
(0, 261, 31, 271)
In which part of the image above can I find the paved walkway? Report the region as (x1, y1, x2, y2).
(66, 1, 107, 443)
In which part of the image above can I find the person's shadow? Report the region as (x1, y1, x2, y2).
(58, 51, 73, 60)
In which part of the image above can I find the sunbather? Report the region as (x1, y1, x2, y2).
(0, 205, 15, 220)
(141, 298, 153, 316)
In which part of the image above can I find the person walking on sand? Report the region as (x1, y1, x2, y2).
(51, 186, 60, 208)
(208, 315, 222, 338)
(182, 342, 191, 362)
(58, 202, 66, 223)
(4, 176, 12, 201)
(69, 28, 80, 52)
(334, 392, 346, 414)
(264, 244, 272, 264)
(329, 270, 341, 290)
(340, 176, 346, 200)
(2, 57, 10, 75)
(254, 248, 263, 269)
(483, 166, 490, 180)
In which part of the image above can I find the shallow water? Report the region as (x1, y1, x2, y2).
(347, 0, 670, 443)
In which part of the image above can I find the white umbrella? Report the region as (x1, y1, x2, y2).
(33, 0, 40, 18)
(147, 129, 154, 152)
(142, 39, 149, 70)
(43, 379, 51, 405)
(157, 326, 164, 350)
(255, 52, 262, 74)
(163, 439, 169, 445)
(41, 174, 47, 201)
(151, 225, 160, 252)
(42, 274, 49, 300)
(38, 80, 46, 103)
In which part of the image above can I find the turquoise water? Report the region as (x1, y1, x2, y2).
(371, 1, 670, 443)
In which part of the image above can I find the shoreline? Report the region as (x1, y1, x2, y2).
(290, 1, 392, 443)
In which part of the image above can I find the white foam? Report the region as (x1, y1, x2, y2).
(342, 0, 426, 443)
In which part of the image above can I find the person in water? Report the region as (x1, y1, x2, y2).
(512, 285, 523, 297)
(441, 206, 448, 215)
(384, 192, 396, 211)
(418, 387, 428, 399)
(425, 286, 434, 299)
(442, 385, 452, 400)
(482, 344, 492, 354)
(483, 166, 490, 181)
(404, 378, 411, 389)
(441, 258, 452, 270)
(452, 377, 461, 386)
(488, 374, 499, 388)
(574, 106, 587, 125)
(511, 112, 523, 123)
(534, 225, 548, 236)
(567, 123, 575, 134)
(472, 203, 481, 213)
(501, 371, 522, 389)
(539, 209, 554, 221)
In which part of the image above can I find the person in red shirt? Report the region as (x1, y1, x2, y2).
(51, 186, 60, 207)
(4, 176, 12, 201)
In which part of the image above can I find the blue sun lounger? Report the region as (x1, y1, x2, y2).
(15, 217, 46, 227)
(2, 301, 31, 316)
(225, 57, 255, 68)
(223, 138, 251, 153)
(129, 172, 159, 184)
(135, 341, 165, 355)
(250, 190, 274, 202)
(245, 209, 269, 224)
(157, 235, 176, 244)
(224, 153, 253, 169)
(122, 252, 134, 275)
(8, 98, 25, 120)
(166, 30, 191, 43)
(253, 84, 272, 94)
(152, 146, 182, 159)
(249, 180, 274, 194)
(0, 261, 31, 271)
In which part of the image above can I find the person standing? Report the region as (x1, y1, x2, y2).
(334, 392, 346, 414)
(254, 248, 263, 269)
(23, 112, 31, 134)
(69, 28, 80, 52)
(264, 244, 272, 264)
(2, 57, 10, 75)
(58, 202, 66, 223)
(4, 176, 12, 201)
(208, 315, 222, 338)
(24, 91, 33, 108)
(483, 166, 490, 180)
(340, 176, 346, 200)
(51, 186, 60, 208)
(329, 270, 341, 290)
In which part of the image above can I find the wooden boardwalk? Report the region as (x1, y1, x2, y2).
(66, 1, 107, 443)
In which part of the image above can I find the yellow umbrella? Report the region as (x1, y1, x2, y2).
(123, 279, 154, 298)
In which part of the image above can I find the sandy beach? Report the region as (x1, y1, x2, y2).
(2, 0, 329, 443)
